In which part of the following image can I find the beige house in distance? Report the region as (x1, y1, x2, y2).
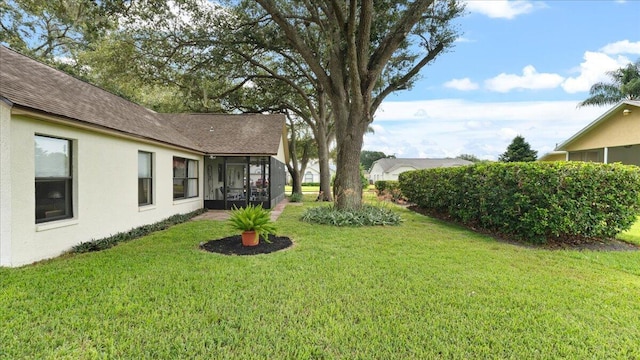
(539, 100, 640, 165)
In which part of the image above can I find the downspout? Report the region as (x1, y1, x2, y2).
(603, 147, 609, 164)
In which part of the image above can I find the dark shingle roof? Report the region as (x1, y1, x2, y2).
(372, 158, 473, 172)
(161, 113, 285, 155)
(0, 45, 284, 155)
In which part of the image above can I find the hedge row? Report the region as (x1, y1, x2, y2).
(399, 162, 640, 243)
(374, 180, 400, 193)
(72, 208, 207, 253)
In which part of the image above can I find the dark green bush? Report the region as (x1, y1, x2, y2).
(375, 180, 400, 193)
(72, 208, 206, 253)
(301, 205, 402, 226)
(375, 180, 405, 203)
(289, 192, 304, 202)
(399, 162, 640, 243)
(301, 182, 320, 187)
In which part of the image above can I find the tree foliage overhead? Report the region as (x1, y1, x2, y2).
(0, 0, 116, 60)
(579, 59, 640, 107)
(499, 136, 538, 163)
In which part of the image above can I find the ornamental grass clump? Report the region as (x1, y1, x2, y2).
(228, 204, 276, 242)
(301, 204, 402, 226)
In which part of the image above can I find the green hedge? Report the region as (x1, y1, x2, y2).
(301, 182, 320, 187)
(399, 162, 640, 244)
(374, 180, 400, 193)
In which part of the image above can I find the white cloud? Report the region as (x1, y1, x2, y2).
(464, 0, 545, 19)
(455, 36, 474, 43)
(484, 65, 565, 93)
(444, 78, 479, 91)
(599, 40, 640, 55)
(561, 51, 631, 93)
(367, 99, 606, 160)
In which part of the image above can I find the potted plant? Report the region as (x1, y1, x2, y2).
(228, 204, 276, 246)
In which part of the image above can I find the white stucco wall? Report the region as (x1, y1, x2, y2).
(3, 114, 204, 267)
(0, 102, 12, 266)
(275, 134, 287, 164)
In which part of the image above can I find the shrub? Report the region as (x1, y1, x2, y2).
(375, 180, 405, 203)
(301, 182, 320, 187)
(399, 162, 640, 244)
(301, 205, 402, 226)
(375, 180, 399, 193)
(72, 208, 206, 253)
(289, 192, 304, 202)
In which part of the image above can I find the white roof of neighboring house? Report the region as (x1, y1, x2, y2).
(371, 158, 473, 173)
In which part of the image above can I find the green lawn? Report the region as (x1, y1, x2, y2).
(617, 216, 640, 245)
(285, 185, 320, 194)
(2, 202, 640, 359)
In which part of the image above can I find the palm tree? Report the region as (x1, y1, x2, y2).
(579, 59, 640, 107)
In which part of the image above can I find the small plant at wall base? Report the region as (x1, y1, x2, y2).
(228, 204, 276, 246)
(72, 208, 206, 253)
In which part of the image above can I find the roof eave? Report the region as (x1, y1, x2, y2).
(11, 105, 204, 154)
(556, 100, 639, 151)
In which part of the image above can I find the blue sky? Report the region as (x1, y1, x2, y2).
(365, 0, 640, 160)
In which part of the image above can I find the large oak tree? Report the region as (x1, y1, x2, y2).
(252, 0, 464, 209)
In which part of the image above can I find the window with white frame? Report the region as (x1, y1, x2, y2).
(173, 157, 198, 199)
(304, 171, 313, 183)
(138, 151, 153, 205)
(35, 135, 73, 223)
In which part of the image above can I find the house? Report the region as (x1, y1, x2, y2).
(286, 159, 336, 184)
(538, 100, 640, 165)
(0, 46, 287, 267)
(368, 158, 473, 182)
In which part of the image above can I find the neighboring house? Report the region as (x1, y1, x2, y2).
(287, 159, 336, 184)
(0, 46, 287, 267)
(539, 100, 640, 165)
(369, 158, 473, 182)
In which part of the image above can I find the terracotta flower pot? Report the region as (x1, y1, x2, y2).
(241, 231, 259, 247)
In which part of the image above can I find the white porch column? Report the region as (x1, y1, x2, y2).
(603, 147, 609, 164)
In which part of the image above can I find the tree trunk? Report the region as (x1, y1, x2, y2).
(315, 124, 333, 201)
(333, 108, 367, 210)
(287, 165, 303, 194)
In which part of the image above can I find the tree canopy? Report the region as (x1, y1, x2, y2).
(499, 136, 538, 162)
(579, 59, 640, 107)
(360, 151, 395, 170)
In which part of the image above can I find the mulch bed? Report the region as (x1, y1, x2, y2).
(200, 234, 293, 255)
(407, 205, 640, 252)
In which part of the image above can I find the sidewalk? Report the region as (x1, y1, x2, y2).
(191, 198, 291, 222)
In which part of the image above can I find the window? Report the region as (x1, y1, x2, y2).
(304, 171, 314, 183)
(138, 152, 153, 205)
(173, 157, 198, 199)
(35, 135, 72, 223)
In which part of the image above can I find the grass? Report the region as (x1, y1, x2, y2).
(617, 216, 640, 245)
(1, 201, 640, 359)
(285, 185, 320, 194)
